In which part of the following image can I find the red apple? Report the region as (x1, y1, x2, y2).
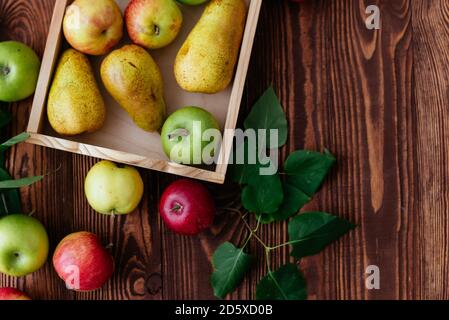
(63, 0, 123, 55)
(125, 0, 183, 50)
(52, 232, 114, 291)
(159, 179, 215, 235)
(0, 287, 31, 300)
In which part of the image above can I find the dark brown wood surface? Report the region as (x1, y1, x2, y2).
(1, 0, 448, 300)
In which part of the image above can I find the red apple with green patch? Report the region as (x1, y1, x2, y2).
(125, 0, 183, 49)
(0, 288, 31, 300)
(52, 231, 114, 291)
(63, 0, 123, 55)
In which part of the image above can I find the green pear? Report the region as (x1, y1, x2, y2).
(47, 49, 106, 135)
(174, 0, 247, 94)
(101, 45, 166, 132)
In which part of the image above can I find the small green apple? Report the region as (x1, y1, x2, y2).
(0, 214, 49, 277)
(0, 41, 40, 102)
(85, 160, 144, 215)
(161, 106, 221, 165)
(176, 0, 209, 5)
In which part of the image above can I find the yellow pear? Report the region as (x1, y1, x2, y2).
(47, 49, 106, 135)
(174, 0, 247, 94)
(101, 45, 166, 132)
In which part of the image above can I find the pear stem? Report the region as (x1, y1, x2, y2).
(168, 128, 190, 141)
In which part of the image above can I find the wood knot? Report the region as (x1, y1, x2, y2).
(146, 272, 162, 295)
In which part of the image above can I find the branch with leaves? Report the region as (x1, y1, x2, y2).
(210, 87, 355, 300)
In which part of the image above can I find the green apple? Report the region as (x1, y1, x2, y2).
(0, 214, 49, 277)
(0, 41, 40, 102)
(161, 106, 221, 165)
(85, 160, 144, 215)
(176, 0, 209, 5)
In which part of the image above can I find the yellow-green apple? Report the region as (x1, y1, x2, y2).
(0, 41, 40, 102)
(0, 287, 31, 300)
(53, 232, 114, 291)
(84, 160, 144, 215)
(63, 0, 123, 55)
(125, 0, 183, 49)
(0, 214, 49, 277)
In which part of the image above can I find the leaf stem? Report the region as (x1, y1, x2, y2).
(1, 193, 8, 214)
(269, 232, 345, 251)
(267, 241, 293, 251)
(241, 232, 253, 250)
(239, 214, 267, 249)
(265, 247, 272, 273)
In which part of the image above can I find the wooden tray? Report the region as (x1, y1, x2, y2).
(26, 0, 262, 184)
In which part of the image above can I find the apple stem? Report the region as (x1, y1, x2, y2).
(168, 128, 190, 141)
(171, 203, 183, 213)
(28, 208, 36, 216)
(0, 65, 10, 76)
(154, 24, 160, 36)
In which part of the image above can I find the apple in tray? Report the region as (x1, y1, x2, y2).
(63, 0, 123, 55)
(125, 0, 183, 49)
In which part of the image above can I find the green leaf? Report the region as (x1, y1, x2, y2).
(244, 86, 288, 148)
(0, 132, 30, 151)
(241, 173, 283, 214)
(0, 175, 44, 189)
(211, 242, 253, 299)
(229, 140, 260, 184)
(284, 150, 336, 196)
(256, 264, 307, 300)
(0, 168, 21, 216)
(231, 140, 284, 215)
(258, 183, 310, 223)
(0, 108, 12, 129)
(254, 212, 276, 224)
(288, 212, 355, 259)
(233, 153, 284, 215)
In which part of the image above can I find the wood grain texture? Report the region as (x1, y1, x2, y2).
(1, 0, 448, 300)
(413, 0, 449, 299)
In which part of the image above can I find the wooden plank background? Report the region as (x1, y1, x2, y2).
(1, 0, 448, 299)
